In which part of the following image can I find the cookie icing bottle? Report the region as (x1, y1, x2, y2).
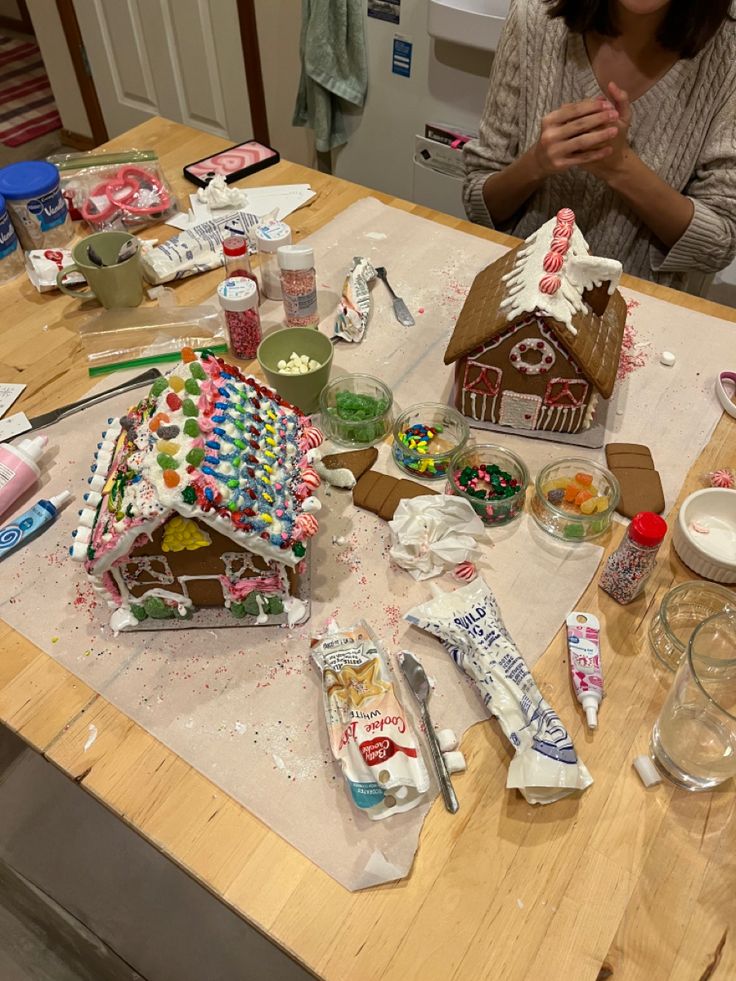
(0, 435, 49, 518)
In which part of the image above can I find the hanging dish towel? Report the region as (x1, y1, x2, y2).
(293, 0, 368, 152)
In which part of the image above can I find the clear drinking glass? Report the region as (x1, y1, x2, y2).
(649, 580, 735, 672)
(651, 609, 736, 790)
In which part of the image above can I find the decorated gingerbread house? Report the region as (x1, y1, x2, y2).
(70, 350, 323, 631)
(444, 209, 627, 434)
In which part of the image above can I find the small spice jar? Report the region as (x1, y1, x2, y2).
(222, 235, 259, 301)
(217, 276, 261, 360)
(278, 243, 319, 328)
(255, 219, 292, 300)
(599, 511, 668, 605)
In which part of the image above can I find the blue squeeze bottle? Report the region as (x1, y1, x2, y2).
(0, 491, 72, 561)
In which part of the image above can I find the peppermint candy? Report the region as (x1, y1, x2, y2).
(295, 513, 319, 539)
(556, 207, 575, 224)
(553, 222, 573, 239)
(452, 561, 477, 583)
(543, 251, 564, 273)
(707, 468, 735, 489)
(299, 465, 321, 490)
(300, 426, 324, 451)
(550, 237, 569, 255)
(539, 273, 561, 295)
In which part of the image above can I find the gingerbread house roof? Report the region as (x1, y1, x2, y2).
(444, 213, 627, 400)
(76, 351, 323, 575)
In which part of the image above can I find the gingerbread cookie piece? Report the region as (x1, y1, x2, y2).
(321, 447, 378, 480)
(605, 443, 664, 518)
(378, 479, 438, 522)
(353, 471, 437, 521)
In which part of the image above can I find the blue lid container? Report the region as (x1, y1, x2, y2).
(0, 161, 61, 200)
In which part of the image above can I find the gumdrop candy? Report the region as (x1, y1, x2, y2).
(156, 439, 180, 455)
(181, 347, 197, 363)
(594, 495, 610, 512)
(563, 523, 585, 540)
(169, 375, 185, 393)
(157, 424, 180, 441)
(575, 489, 594, 507)
(182, 398, 198, 417)
(564, 482, 583, 502)
(579, 496, 598, 514)
(575, 472, 593, 486)
(150, 377, 168, 398)
(157, 453, 179, 470)
(181, 485, 197, 504)
(186, 447, 205, 467)
(148, 412, 170, 433)
(184, 378, 200, 396)
(163, 469, 180, 488)
(166, 392, 182, 411)
(547, 488, 565, 504)
(183, 418, 200, 438)
(189, 362, 206, 380)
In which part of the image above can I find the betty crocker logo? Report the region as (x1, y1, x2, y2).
(360, 737, 417, 766)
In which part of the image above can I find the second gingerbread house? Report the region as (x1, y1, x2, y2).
(444, 209, 627, 434)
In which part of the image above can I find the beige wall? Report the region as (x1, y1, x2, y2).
(254, 0, 314, 166)
(26, 0, 93, 139)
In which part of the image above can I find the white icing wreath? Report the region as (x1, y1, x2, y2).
(509, 338, 556, 375)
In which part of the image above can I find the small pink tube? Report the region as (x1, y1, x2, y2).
(566, 612, 604, 729)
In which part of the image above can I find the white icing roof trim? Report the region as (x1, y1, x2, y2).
(499, 216, 623, 333)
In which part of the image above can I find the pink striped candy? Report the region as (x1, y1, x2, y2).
(295, 513, 319, 539)
(543, 251, 564, 273)
(452, 561, 477, 583)
(550, 237, 569, 255)
(556, 207, 575, 224)
(539, 274, 561, 295)
(708, 468, 735, 489)
(299, 465, 321, 490)
(300, 426, 324, 451)
(553, 222, 573, 239)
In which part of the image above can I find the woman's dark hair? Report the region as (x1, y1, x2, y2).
(545, 0, 734, 58)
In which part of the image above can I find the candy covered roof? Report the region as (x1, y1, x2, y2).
(444, 209, 627, 399)
(79, 350, 323, 575)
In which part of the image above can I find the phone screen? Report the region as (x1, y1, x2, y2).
(186, 142, 278, 179)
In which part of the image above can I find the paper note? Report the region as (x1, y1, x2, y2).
(0, 383, 25, 419)
(0, 411, 31, 442)
(166, 184, 316, 230)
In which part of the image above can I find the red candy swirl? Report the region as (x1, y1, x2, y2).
(294, 513, 319, 540)
(550, 237, 570, 255)
(543, 251, 564, 273)
(299, 426, 324, 451)
(539, 273, 561, 295)
(299, 465, 321, 490)
(556, 207, 575, 224)
(553, 222, 574, 239)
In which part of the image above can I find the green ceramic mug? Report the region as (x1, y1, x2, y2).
(57, 231, 144, 308)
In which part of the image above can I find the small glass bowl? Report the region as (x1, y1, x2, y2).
(649, 580, 735, 672)
(319, 373, 393, 448)
(531, 458, 620, 542)
(392, 403, 469, 480)
(447, 443, 528, 526)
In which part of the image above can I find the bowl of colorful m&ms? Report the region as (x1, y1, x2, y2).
(531, 458, 620, 542)
(448, 444, 528, 525)
(392, 403, 469, 480)
(319, 373, 394, 447)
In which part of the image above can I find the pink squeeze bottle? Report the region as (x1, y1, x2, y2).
(566, 612, 604, 729)
(0, 435, 48, 518)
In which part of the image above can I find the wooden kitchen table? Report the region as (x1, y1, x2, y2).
(1, 117, 734, 981)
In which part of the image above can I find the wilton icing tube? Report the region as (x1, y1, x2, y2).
(566, 612, 604, 729)
(405, 578, 593, 805)
(0, 491, 72, 561)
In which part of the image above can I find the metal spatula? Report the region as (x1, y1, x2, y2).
(400, 650, 459, 814)
(375, 266, 415, 326)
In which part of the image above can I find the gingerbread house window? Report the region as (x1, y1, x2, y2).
(121, 555, 175, 589)
(222, 552, 262, 581)
(463, 360, 502, 397)
(544, 379, 589, 408)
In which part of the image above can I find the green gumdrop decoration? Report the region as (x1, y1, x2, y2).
(190, 362, 206, 380)
(183, 418, 200, 437)
(130, 604, 147, 622)
(157, 453, 179, 470)
(293, 542, 306, 558)
(150, 377, 168, 398)
(186, 447, 205, 467)
(181, 485, 197, 504)
(143, 596, 175, 619)
(182, 398, 198, 417)
(242, 592, 262, 616)
(184, 378, 200, 396)
(230, 602, 246, 619)
(267, 596, 284, 615)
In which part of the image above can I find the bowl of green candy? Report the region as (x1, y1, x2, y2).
(319, 373, 393, 447)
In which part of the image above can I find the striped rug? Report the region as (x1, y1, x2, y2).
(0, 34, 61, 148)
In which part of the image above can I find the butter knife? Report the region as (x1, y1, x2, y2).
(26, 368, 162, 433)
(375, 266, 415, 326)
(400, 650, 459, 814)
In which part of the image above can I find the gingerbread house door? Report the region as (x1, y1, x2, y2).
(498, 391, 542, 429)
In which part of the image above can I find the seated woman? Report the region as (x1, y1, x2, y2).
(463, 0, 736, 289)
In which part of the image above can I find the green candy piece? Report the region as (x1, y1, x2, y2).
(293, 542, 306, 558)
(189, 362, 206, 380)
(230, 602, 246, 619)
(130, 604, 147, 622)
(182, 398, 198, 417)
(181, 485, 196, 504)
(184, 378, 200, 396)
(186, 447, 205, 467)
(183, 418, 200, 438)
(563, 523, 585, 540)
(227, 501, 238, 512)
(150, 377, 168, 398)
(157, 453, 179, 470)
(227, 478, 239, 488)
(267, 596, 284, 615)
(242, 592, 262, 616)
(143, 596, 175, 619)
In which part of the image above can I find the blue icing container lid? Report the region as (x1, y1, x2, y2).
(0, 161, 61, 200)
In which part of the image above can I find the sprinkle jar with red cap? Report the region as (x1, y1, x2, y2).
(222, 235, 259, 301)
(599, 511, 668, 604)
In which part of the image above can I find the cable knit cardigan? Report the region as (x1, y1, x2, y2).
(463, 0, 736, 288)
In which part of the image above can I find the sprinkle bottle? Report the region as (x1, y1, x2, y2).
(599, 512, 667, 605)
(217, 276, 261, 360)
(255, 220, 292, 300)
(278, 244, 319, 328)
(222, 235, 259, 301)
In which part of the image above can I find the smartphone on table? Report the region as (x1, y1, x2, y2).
(183, 140, 280, 188)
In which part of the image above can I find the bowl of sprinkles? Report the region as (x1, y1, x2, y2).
(531, 458, 620, 542)
(392, 403, 469, 480)
(319, 373, 393, 447)
(448, 444, 528, 525)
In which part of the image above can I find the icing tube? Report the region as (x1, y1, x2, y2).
(404, 578, 593, 804)
(332, 257, 376, 343)
(566, 612, 604, 729)
(311, 621, 430, 820)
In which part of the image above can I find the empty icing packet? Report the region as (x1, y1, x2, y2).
(405, 578, 593, 804)
(311, 621, 429, 819)
(332, 257, 376, 342)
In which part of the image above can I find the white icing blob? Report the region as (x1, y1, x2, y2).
(109, 607, 140, 634)
(284, 596, 308, 627)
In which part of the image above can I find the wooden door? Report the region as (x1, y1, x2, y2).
(71, 0, 253, 139)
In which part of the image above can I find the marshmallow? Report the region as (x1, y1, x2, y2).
(443, 751, 466, 774)
(660, 351, 676, 367)
(277, 351, 322, 375)
(436, 728, 458, 753)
